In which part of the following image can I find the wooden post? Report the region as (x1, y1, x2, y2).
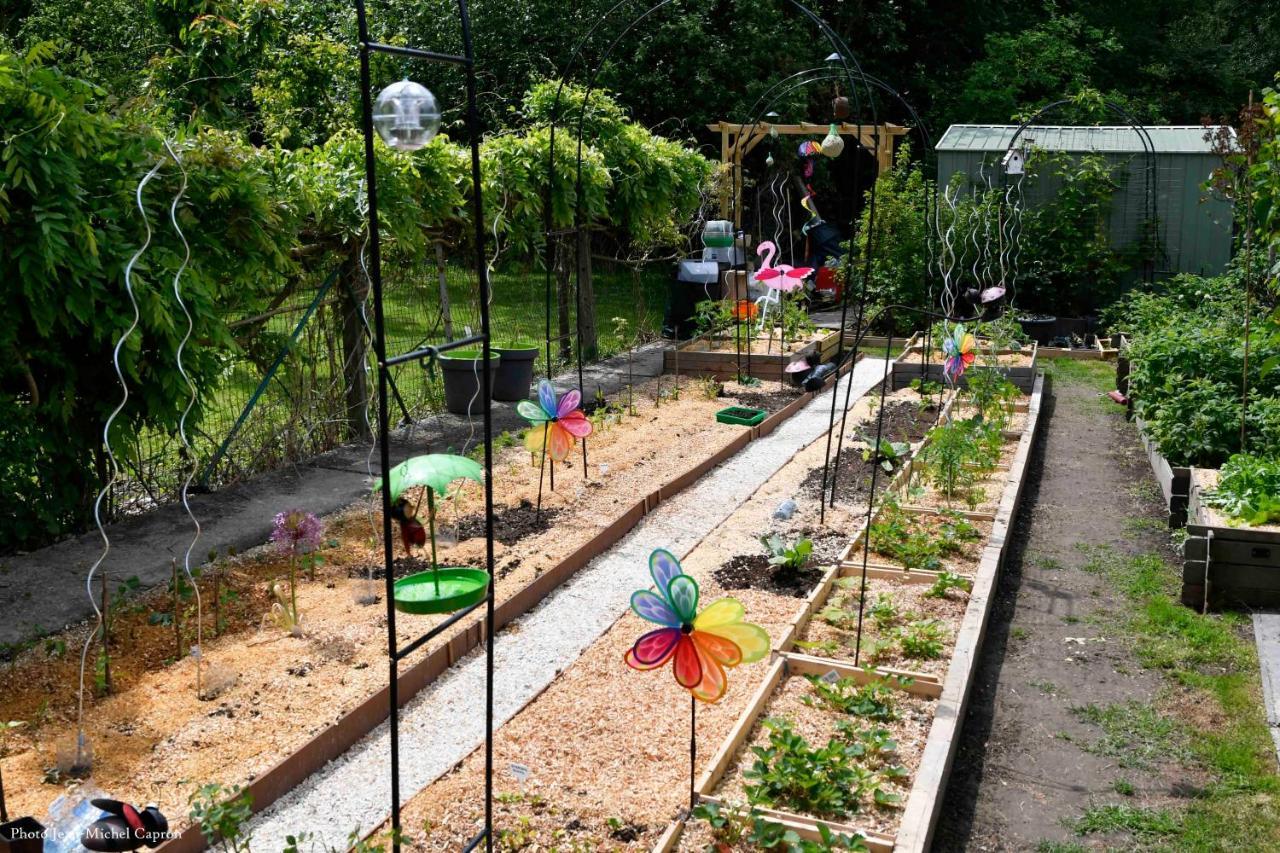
(576, 229, 597, 361)
(339, 249, 372, 440)
(435, 242, 454, 342)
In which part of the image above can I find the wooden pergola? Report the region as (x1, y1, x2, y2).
(707, 120, 910, 225)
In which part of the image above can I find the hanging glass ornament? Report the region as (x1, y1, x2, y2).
(373, 80, 441, 151)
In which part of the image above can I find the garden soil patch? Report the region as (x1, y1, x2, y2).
(795, 399, 939, 507)
(933, 370, 1182, 851)
(712, 554, 823, 598)
(453, 500, 561, 546)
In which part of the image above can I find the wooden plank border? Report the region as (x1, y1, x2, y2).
(895, 371, 1045, 852)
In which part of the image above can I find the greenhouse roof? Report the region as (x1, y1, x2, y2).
(937, 124, 1234, 154)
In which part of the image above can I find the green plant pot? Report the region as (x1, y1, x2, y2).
(392, 567, 490, 614)
(492, 343, 539, 402)
(438, 350, 500, 415)
(716, 405, 767, 426)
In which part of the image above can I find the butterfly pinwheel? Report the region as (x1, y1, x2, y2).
(625, 549, 770, 703)
(517, 379, 593, 462)
(942, 324, 976, 383)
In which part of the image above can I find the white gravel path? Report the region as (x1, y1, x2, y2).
(247, 358, 891, 848)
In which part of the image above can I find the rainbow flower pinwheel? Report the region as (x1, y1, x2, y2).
(517, 379, 592, 462)
(625, 549, 770, 703)
(942, 324, 976, 383)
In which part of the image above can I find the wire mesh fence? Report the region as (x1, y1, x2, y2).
(112, 244, 671, 518)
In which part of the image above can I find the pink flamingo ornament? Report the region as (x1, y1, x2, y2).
(753, 241, 813, 293)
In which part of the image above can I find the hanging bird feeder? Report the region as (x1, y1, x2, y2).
(373, 79, 441, 151)
(372, 453, 488, 614)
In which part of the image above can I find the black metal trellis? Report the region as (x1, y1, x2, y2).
(1002, 99, 1160, 287)
(353, 0, 496, 850)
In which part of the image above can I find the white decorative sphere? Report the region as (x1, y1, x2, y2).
(373, 79, 441, 151)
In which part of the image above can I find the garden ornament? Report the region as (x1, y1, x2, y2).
(518, 380, 593, 462)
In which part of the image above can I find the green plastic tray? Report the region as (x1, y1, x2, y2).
(393, 567, 490, 615)
(715, 405, 767, 427)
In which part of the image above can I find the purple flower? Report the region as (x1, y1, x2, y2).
(271, 509, 325, 555)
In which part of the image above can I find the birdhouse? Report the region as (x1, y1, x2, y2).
(1001, 148, 1025, 175)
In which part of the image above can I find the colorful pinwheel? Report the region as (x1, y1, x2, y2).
(518, 379, 593, 462)
(942, 324, 976, 383)
(625, 549, 770, 703)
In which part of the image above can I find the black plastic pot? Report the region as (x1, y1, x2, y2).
(1, 817, 45, 853)
(438, 350, 499, 416)
(1016, 314, 1056, 346)
(491, 344, 538, 401)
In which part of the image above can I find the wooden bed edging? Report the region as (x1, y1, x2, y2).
(1134, 414, 1191, 528)
(894, 371, 1045, 853)
(156, 352, 872, 853)
(1182, 468, 1280, 610)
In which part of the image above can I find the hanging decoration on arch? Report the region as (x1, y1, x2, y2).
(797, 139, 822, 178)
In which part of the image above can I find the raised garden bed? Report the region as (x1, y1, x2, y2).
(890, 339, 1038, 394)
(1134, 414, 1192, 528)
(1182, 468, 1280, 610)
(0, 373, 856, 847)
(662, 329, 848, 382)
(659, 372, 1045, 851)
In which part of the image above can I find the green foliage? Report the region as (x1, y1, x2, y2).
(1203, 454, 1280, 525)
(964, 369, 1020, 429)
(951, 10, 1128, 124)
(802, 675, 900, 722)
(847, 144, 932, 334)
(869, 501, 980, 571)
(859, 433, 909, 474)
(925, 571, 973, 599)
(1018, 151, 1139, 315)
(189, 782, 253, 853)
(691, 800, 869, 852)
(760, 534, 813, 573)
(744, 717, 897, 820)
(897, 619, 945, 660)
(918, 418, 1002, 507)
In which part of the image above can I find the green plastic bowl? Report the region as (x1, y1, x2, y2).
(393, 567, 491, 615)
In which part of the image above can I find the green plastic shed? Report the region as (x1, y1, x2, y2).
(936, 124, 1235, 278)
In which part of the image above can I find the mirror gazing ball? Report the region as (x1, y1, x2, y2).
(373, 79, 441, 151)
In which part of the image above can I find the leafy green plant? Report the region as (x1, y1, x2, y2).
(760, 535, 814, 574)
(692, 801, 869, 852)
(867, 593, 902, 630)
(860, 433, 910, 473)
(802, 675, 900, 721)
(189, 783, 253, 853)
(964, 369, 1020, 429)
(1203, 454, 1280, 525)
(925, 571, 973, 599)
(897, 619, 946, 660)
(744, 718, 871, 819)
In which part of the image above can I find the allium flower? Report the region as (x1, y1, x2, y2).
(271, 509, 325, 555)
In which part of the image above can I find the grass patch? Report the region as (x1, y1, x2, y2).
(1059, 542, 1280, 850)
(1069, 803, 1180, 838)
(1070, 701, 1189, 769)
(1040, 357, 1116, 393)
(1034, 842, 1089, 853)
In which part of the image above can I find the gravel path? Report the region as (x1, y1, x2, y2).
(245, 358, 891, 849)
